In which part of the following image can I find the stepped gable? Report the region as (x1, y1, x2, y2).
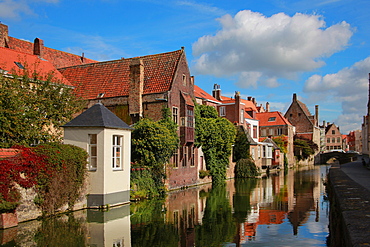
(63, 103, 131, 129)
(0, 47, 72, 86)
(59, 49, 183, 100)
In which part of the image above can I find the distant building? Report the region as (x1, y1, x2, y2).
(362, 73, 370, 156)
(323, 123, 343, 151)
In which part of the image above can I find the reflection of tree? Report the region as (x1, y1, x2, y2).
(196, 183, 236, 247)
(34, 214, 87, 246)
(288, 170, 317, 235)
(233, 178, 257, 223)
(131, 199, 179, 247)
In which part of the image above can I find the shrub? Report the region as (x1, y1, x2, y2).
(235, 158, 259, 178)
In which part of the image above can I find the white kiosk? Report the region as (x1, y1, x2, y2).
(63, 103, 132, 207)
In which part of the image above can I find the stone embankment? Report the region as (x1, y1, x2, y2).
(328, 158, 370, 246)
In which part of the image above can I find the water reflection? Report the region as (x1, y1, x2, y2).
(0, 165, 329, 246)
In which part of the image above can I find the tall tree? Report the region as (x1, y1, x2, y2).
(0, 72, 85, 148)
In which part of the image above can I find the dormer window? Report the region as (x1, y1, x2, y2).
(14, 62, 25, 69)
(182, 74, 186, 86)
(268, 117, 276, 122)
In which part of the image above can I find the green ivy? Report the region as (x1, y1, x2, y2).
(235, 158, 259, 178)
(195, 105, 236, 184)
(293, 135, 318, 161)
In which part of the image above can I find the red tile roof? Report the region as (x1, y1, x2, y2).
(181, 91, 194, 106)
(219, 96, 258, 111)
(194, 85, 220, 103)
(59, 49, 183, 99)
(256, 111, 292, 127)
(0, 47, 72, 86)
(7, 37, 97, 68)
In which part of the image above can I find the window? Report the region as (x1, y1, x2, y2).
(262, 129, 266, 137)
(327, 138, 330, 143)
(263, 145, 266, 157)
(182, 74, 186, 86)
(332, 130, 335, 134)
(240, 110, 244, 123)
(112, 135, 123, 170)
(337, 137, 341, 143)
(173, 149, 179, 168)
(172, 107, 178, 124)
(269, 129, 274, 136)
(253, 125, 257, 139)
(277, 128, 283, 135)
(88, 134, 97, 171)
(187, 108, 194, 127)
(219, 106, 226, 116)
(14, 61, 25, 69)
(189, 146, 195, 167)
(268, 117, 276, 122)
(332, 138, 335, 143)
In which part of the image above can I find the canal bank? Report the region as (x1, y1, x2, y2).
(328, 157, 370, 246)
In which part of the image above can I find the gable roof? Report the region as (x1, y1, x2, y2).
(256, 111, 292, 127)
(7, 36, 97, 68)
(218, 95, 258, 112)
(63, 103, 132, 129)
(194, 85, 220, 103)
(0, 47, 72, 86)
(59, 49, 183, 100)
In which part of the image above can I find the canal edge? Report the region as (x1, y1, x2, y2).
(328, 163, 370, 246)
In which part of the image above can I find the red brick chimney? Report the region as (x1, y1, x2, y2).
(33, 38, 44, 57)
(266, 102, 270, 112)
(212, 84, 221, 101)
(129, 58, 144, 123)
(0, 23, 9, 48)
(315, 105, 319, 126)
(293, 93, 297, 102)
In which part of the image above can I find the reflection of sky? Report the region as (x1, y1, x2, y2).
(238, 166, 330, 247)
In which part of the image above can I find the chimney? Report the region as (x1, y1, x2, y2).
(315, 105, 319, 126)
(81, 52, 85, 63)
(252, 97, 256, 105)
(0, 23, 9, 47)
(212, 84, 221, 101)
(266, 102, 270, 112)
(235, 91, 241, 123)
(129, 58, 144, 123)
(323, 120, 326, 127)
(247, 96, 252, 101)
(33, 38, 44, 57)
(293, 93, 297, 102)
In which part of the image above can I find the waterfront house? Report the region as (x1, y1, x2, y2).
(59, 48, 197, 190)
(323, 122, 343, 152)
(63, 103, 132, 207)
(256, 111, 295, 166)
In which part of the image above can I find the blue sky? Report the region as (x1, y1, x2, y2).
(1, 0, 369, 133)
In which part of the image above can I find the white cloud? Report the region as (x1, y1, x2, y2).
(0, 0, 58, 19)
(304, 57, 370, 133)
(192, 10, 353, 88)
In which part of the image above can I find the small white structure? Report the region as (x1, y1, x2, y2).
(63, 103, 132, 207)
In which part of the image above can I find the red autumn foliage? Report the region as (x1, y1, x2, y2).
(0, 146, 53, 205)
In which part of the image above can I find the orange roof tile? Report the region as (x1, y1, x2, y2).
(59, 49, 183, 99)
(0, 47, 72, 86)
(0, 148, 19, 159)
(256, 111, 292, 127)
(8, 37, 97, 68)
(181, 91, 194, 106)
(194, 85, 220, 103)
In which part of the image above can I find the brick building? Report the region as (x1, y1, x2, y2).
(256, 111, 295, 166)
(284, 93, 321, 154)
(324, 123, 343, 151)
(59, 48, 197, 190)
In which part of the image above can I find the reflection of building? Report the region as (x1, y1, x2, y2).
(87, 205, 131, 247)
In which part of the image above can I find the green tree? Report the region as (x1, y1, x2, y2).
(0, 71, 85, 148)
(293, 135, 318, 161)
(233, 126, 250, 162)
(195, 105, 236, 184)
(131, 109, 179, 193)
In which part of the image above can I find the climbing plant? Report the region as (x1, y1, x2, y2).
(195, 104, 236, 184)
(131, 108, 179, 195)
(0, 144, 88, 215)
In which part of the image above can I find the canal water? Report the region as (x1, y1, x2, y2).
(0, 165, 330, 246)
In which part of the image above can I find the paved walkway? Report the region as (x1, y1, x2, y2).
(340, 155, 370, 191)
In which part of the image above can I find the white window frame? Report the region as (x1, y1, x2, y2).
(112, 135, 123, 170)
(88, 134, 97, 171)
(219, 106, 226, 116)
